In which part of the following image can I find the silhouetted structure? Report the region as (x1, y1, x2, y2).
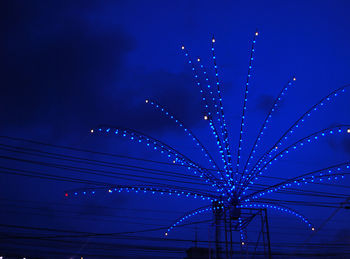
(184, 247, 212, 259)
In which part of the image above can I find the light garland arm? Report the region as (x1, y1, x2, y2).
(236, 31, 259, 173)
(145, 99, 223, 179)
(181, 46, 230, 181)
(243, 125, 350, 191)
(65, 185, 220, 202)
(211, 36, 234, 180)
(250, 84, 350, 175)
(244, 162, 350, 202)
(92, 126, 225, 191)
(238, 202, 315, 231)
(242, 77, 296, 174)
(165, 205, 216, 236)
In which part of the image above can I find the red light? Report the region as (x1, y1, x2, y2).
(65, 193, 68, 197)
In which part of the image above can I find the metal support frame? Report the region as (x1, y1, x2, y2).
(211, 206, 272, 258)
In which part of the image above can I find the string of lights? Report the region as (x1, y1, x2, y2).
(242, 76, 296, 176)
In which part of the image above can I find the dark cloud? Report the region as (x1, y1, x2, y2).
(332, 136, 350, 155)
(0, 1, 204, 145)
(117, 69, 202, 131)
(1, 1, 134, 125)
(326, 123, 350, 155)
(342, 137, 350, 154)
(320, 228, 350, 259)
(76, 196, 130, 218)
(255, 94, 275, 113)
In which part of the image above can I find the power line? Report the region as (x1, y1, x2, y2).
(2, 135, 350, 189)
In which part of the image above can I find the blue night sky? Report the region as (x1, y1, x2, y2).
(1, 0, 350, 258)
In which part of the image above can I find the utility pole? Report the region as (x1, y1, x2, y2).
(213, 202, 223, 259)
